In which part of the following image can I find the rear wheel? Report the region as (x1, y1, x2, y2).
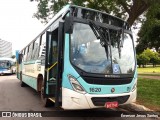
(21, 81, 26, 87)
(41, 86, 53, 107)
(20, 72, 26, 87)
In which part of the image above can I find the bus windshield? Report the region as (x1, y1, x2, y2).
(70, 22, 135, 74)
(0, 60, 10, 69)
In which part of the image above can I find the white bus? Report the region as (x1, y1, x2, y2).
(0, 57, 16, 75)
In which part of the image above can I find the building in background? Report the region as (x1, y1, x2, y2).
(0, 39, 12, 57)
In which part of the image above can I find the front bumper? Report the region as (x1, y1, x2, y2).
(0, 70, 11, 74)
(62, 87, 137, 110)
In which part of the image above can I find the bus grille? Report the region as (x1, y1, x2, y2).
(91, 95, 130, 106)
(82, 76, 132, 85)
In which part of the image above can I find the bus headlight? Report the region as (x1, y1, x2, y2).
(7, 67, 11, 70)
(132, 79, 137, 92)
(68, 75, 86, 94)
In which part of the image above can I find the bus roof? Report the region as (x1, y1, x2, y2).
(20, 4, 130, 52)
(71, 5, 126, 23)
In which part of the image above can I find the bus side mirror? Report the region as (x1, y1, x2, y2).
(64, 16, 73, 34)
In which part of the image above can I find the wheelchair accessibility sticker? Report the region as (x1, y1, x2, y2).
(113, 64, 120, 74)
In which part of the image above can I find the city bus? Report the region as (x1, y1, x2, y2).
(17, 4, 137, 109)
(0, 57, 16, 75)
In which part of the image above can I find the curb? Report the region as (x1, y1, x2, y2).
(119, 103, 152, 111)
(119, 103, 160, 117)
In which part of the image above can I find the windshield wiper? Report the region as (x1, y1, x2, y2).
(89, 21, 113, 73)
(117, 29, 124, 59)
(89, 21, 111, 60)
(89, 22, 107, 46)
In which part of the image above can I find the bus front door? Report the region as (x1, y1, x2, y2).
(43, 23, 63, 107)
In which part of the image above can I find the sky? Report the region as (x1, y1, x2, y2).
(0, 0, 140, 55)
(0, 0, 44, 55)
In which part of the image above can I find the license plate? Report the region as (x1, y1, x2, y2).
(105, 101, 118, 108)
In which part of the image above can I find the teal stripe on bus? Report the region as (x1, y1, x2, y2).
(23, 60, 38, 65)
(22, 74, 37, 90)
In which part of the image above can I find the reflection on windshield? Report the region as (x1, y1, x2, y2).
(70, 23, 135, 74)
(112, 33, 135, 73)
(0, 61, 10, 69)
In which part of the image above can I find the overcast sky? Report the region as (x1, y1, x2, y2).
(0, 1, 140, 55)
(0, 0, 44, 55)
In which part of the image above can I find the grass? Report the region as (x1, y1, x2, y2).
(137, 77, 160, 111)
(138, 73, 160, 76)
(136, 66, 160, 110)
(137, 66, 160, 74)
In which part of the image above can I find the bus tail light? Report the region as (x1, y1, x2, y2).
(68, 75, 86, 94)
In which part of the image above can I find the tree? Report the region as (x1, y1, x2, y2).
(150, 52, 159, 67)
(143, 48, 154, 59)
(143, 48, 160, 67)
(137, 48, 160, 67)
(31, 0, 160, 26)
(137, 53, 150, 68)
(136, 55, 143, 68)
(137, 3, 160, 53)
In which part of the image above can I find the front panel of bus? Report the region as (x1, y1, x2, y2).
(0, 60, 14, 74)
(61, 6, 137, 109)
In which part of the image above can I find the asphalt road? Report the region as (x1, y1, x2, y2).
(0, 74, 158, 120)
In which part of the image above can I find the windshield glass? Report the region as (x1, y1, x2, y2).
(70, 22, 135, 74)
(0, 60, 10, 69)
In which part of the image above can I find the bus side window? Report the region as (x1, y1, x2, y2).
(24, 47, 28, 61)
(52, 40, 58, 62)
(39, 32, 46, 58)
(49, 29, 58, 79)
(32, 38, 40, 60)
(18, 53, 23, 64)
(22, 50, 24, 62)
(27, 43, 33, 61)
(31, 41, 35, 60)
(7, 61, 10, 67)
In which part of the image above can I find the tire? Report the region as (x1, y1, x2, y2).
(41, 87, 53, 107)
(0, 73, 4, 76)
(20, 72, 26, 87)
(21, 81, 26, 87)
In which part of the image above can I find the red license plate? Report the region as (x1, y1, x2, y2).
(105, 101, 118, 108)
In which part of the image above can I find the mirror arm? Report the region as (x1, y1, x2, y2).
(64, 16, 73, 34)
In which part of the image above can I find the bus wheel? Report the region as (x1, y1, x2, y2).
(21, 81, 26, 87)
(0, 73, 4, 76)
(41, 87, 53, 107)
(20, 72, 26, 87)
